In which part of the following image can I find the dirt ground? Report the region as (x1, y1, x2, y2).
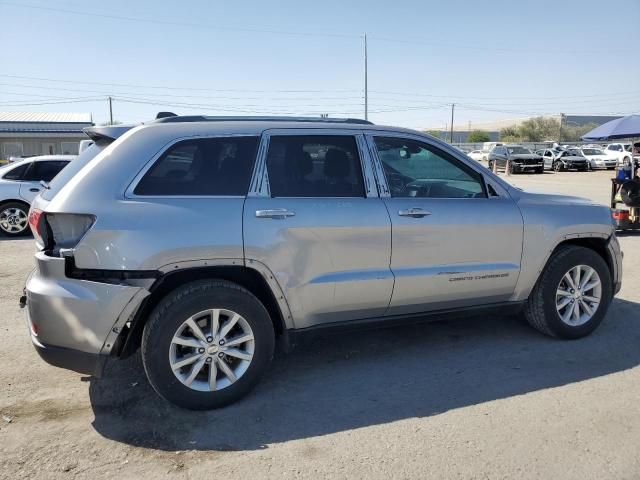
(1, 169, 639, 479)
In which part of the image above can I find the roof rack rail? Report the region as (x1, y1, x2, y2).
(153, 115, 374, 125)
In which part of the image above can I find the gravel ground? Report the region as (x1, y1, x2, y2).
(1, 169, 639, 479)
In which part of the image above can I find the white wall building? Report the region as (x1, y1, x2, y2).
(0, 112, 93, 160)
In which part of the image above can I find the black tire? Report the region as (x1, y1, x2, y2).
(141, 280, 275, 410)
(535, 167, 544, 174)
(553, 161, 563, 172)
(488, 160, 494, 171)
(523, 245, 612, 339)
(0, 201, 30, 237)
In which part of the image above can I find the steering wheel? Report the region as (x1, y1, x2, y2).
(386, 172, 409, 195)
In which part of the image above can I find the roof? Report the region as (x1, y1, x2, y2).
(0, 112, 92, 124)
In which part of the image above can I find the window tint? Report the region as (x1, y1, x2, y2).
(134, 137, 259, 196)
(267, 135, 365, 197)
(374, 137, 486, 199)
(2, 162, 30, 180)
(23, 161, 69, 182)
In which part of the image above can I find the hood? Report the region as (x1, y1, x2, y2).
(509, 187, 596, 206)
(509, 154, 541, 160)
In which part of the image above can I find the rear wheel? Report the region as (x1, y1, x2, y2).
(535, 167, 544, 174)
(142, 280, 275, 410)
(0, 202, 30, 237)
(523, 246, 612, 339)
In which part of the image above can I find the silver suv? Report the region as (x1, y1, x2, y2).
(23, 116, 622, 410)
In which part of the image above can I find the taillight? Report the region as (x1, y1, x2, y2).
(46, 213, 95, 252)
(28, 208, 48, 249)
(612, 209, 630, 221)
(29, 210, 95, 253)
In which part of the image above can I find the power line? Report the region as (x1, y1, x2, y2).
(0, 74, 362, 93)
(0, 1, 360, 39)
(3, 75, 638, 105)
(2, 2, 633, 55)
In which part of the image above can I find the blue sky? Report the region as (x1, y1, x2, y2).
(1, 0, 639, 129)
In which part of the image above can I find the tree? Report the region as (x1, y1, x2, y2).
(466, 130, 490, 142)
(517, 116, 560, 142)
(562, 122, 598, 142)
(424, 130, 442, 139)
(499, 126, 520, 142)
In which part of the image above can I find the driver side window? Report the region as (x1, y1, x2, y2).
(373, 137, 486, 199)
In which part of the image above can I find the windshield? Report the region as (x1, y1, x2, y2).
(507, 146, 531, 155)
(41, 143, 106, 201)
(624, 145, 632, 152)
(582, 148, 603, 155)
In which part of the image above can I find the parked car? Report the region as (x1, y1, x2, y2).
(23, 116, 622, 410)
(572, 147, 617, 170)
(604, 143, 634, 165)
(467, 150, 488, 162)
(536, 148, 589, 172)
(488, 144, 544, 173)
(0, 155, 74, 236)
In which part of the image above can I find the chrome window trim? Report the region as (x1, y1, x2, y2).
(254, 128, 377, 199)
(124, 133, 261, 199)
(365, 131, 507, 200)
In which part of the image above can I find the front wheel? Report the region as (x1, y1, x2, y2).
(523, 246, 612, 339)
(553, 161, 563, 172)
(0, 202, 30, 237)
(142, 280, 275, 410)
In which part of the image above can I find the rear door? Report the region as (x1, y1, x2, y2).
(19, 160, 69, 203)
(367, 133, 523, 315)
(243, 130, 393, 328)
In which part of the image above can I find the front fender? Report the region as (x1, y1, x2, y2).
(511, 193, 614, 301)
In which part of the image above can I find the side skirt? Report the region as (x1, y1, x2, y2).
(285, 301, 525, 349)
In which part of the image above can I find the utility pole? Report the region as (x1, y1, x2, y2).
(449, 103, 455, 143)
(558, 112, 564, 144)
(364, 33, 368, 121)
(108, 96, 113, 125)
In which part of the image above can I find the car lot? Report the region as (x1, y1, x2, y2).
(1, 168, 639, 479)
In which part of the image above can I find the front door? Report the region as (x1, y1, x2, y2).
(243, 131, 393, 328)
(368, 134, 524, 315)
(19, 160, 69, 202)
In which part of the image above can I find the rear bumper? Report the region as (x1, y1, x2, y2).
(31, 334, 107, 376)
(24, 251, 147, 375)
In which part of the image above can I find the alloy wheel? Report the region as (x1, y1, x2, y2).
(555, 265, 602, 326)
(169, 308, 255, 392)
(0, 207, 28, 234)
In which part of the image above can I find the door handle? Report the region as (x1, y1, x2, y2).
(29, 188, 40, 192)
(255, 208, 296, 219)
(398, 207, 431, 218)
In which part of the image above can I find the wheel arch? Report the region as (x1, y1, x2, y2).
(0, 198, 30, 210)
(116, 263, 292, 358)
(523, 234, 615, 301)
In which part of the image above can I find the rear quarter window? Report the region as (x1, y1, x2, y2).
(134, 136, 259, 196)
(41, 144, 104, 201)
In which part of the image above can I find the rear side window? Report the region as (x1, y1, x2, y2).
(23, 161, 69, 182)
(266, 135, 365, 197)
(2, 162, 30, 180)
(134, 137, 259, 196)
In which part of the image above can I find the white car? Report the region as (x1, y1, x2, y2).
(604, 143, 634, 165)
(467, 150, 486, 161)
(0, 155, 74, 236)
(575, 147, 618, 170)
